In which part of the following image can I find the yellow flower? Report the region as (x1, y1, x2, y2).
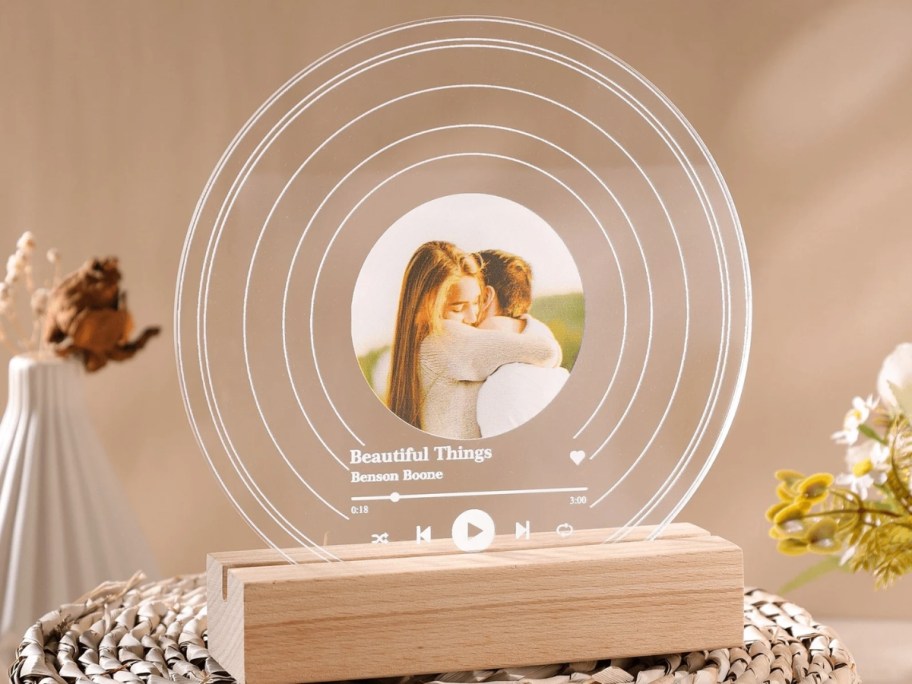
(774, 503, 806, 524)
(773, 503, 810, 538)
(776, 481, 796, 502)
(854, 459, 873, 476)
(765, 501, 790, 523)
(769, 525, 791, 540)
(777, 538, 809, 556)
(775, 469, 805, 484)
(796, 473, 834, 505)
(779, 494, 813, 513)
(806, 519, 839, 554)
(774, 470, 805, 501)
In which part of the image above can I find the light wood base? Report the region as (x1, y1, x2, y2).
(207, 524, 744, 684)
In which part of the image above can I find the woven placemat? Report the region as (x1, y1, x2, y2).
(9, 574, 859, 684)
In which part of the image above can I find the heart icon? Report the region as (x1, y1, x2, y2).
(569, 450, 586, 466)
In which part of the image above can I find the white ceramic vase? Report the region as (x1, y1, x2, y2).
(0, 353, 158, 662)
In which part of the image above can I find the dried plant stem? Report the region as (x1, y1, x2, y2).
(3, 307, 29, 350)
(30, 317, 42, 352)
(796, 509, 894, 526)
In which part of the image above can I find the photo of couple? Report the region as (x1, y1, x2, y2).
(353, 194, 584, 440)
(385, 242, 573, 439)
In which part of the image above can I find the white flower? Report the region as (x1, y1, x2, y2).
(877, 343, 912, 415)
(831, 395, 877, 445)
(46, 248, 60, 264)
(16, 231, 35, 252)
(835, 440, 890, 499)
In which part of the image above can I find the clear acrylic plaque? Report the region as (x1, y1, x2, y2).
(176, 16, 751, 563)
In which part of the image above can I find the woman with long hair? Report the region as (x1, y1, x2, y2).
(387, 241, 561, 439)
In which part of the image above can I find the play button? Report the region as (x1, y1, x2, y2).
(451, 508, 495, 552)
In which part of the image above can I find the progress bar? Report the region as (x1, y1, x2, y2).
(352, 487, 588, 502)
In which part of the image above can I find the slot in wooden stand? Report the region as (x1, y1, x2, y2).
(207, 523, 744, 684)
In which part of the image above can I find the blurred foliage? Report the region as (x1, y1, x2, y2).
(531, 292, 584, 372)
(358, 344, 390, 394)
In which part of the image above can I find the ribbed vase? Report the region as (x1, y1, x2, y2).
(0, 353, 158, 663)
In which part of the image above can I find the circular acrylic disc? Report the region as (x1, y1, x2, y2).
(175, 16, 751, 561)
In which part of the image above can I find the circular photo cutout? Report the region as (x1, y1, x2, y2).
(352, 193, 584, 440)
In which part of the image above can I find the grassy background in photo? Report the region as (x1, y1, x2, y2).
(530, 292, 584, 372)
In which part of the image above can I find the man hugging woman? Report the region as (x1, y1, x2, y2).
(386, 241, 569, 440)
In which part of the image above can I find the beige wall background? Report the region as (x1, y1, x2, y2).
(2, 0, 911, 620)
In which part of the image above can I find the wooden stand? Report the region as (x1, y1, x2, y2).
(207, 524, 743, 684)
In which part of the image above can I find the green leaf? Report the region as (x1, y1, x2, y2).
(858, 424, 887, 445)
(777, 555, 845, 595)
